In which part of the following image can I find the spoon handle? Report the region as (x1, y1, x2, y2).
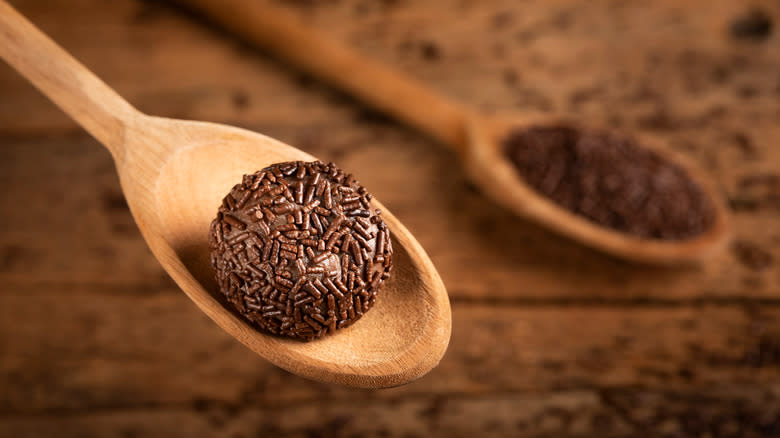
(176, 0, 471, 151)
(0, 1, 136, 160)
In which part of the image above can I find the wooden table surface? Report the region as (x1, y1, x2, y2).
(1, 1, 779, 436)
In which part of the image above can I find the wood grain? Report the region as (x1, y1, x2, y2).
(1, 0, 780, 435)
(3, 284, 780, 413)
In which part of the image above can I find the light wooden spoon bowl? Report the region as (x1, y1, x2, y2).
(178, 0, 731, 265)
(0, 0, 451, 388)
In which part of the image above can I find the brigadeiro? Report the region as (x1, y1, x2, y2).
(503, 125, 716, 240)
(209, 161, 393, 341)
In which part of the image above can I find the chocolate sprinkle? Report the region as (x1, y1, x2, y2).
(504, 125, 716, 240)
(209, 161, 393, 341)
(730, 8, 773, 41)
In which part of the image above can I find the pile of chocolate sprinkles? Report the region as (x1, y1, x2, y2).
(209, 161, 392, 341)
(504, 125, 716, 240)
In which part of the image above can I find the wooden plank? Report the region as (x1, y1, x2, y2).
(2, 387, 780, 438)
(2, 0, 779, 133)
(0, 391, 627, 438)
(1, 134, 778, 301)
(1, 0, 779, 300)
(3, 284, 780, 413)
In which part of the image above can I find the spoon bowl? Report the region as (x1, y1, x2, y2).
(134, 117, 451, 387)
(463, 113, 731, 265)
(0, 1, 450, 388)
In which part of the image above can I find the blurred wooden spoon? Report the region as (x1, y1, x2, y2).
(0, 0, 450, 388)
(176, 0, 730, 265)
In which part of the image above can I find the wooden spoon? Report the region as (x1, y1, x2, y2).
(176, 0, 731, 265)
(0, 0, 450, 388)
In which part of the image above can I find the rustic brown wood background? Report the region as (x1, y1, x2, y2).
(1, 0, 779, 436)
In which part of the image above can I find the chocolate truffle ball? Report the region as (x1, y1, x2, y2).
(209, 161, 393, 341)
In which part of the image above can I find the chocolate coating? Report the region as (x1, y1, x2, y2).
(209, 161, 393, 341)
(504, 125, 715, 240)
